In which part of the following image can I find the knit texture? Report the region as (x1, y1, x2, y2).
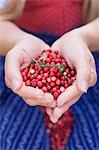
(0, 33, 99, 150)
(15, 0, 83, 35)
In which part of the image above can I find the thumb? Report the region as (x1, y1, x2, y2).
(51, 39, 60, 50)
(76, 58, 91, 93)
(5, 50, 23, 91)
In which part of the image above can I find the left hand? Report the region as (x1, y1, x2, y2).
(46, 29, 97, 123)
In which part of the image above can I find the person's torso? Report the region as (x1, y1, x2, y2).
(14, 0, 84, 35)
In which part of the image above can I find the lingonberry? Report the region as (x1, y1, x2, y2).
(37, 81, 43, 88)
(31, 82, 37, 87)
(44, 73, 49, 78)
(23, 76, 28, 82)
(52, 87, 57, 92)
(21, 50, 76, 101)
(56, 79, 61, 85)
(47, 77, 51, 83)
(53, 92, 59, 98)
(25, 80, 31, 86)
(42, 79, 46, 84)
(50, 82, 56, 87)
(60, 86, 65, 92)
(51, 76, 57, 82)
(22, 71, 27, 77)
(42, 86, 48, 92)
(47, 85, 52, 91)
(37, 75, 42, 80)
(44, 67, 48, 72)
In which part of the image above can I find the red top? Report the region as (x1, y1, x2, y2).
(15, 0, 84, 35)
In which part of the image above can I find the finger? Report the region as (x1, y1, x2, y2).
(57, 82, 82, 107)
(23, 98, 55, 107)
(46, 107, 53, 116)
(44, 93, 56, 107)
(75, 52, 91, 93)
(50, 94, 81, 123)
(89, 57, 97, 86)
(16, 83, 44, 99)
(5, 50, 23, 91)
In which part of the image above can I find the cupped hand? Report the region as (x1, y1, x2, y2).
(46, 29, 97, 123)
(5, 34, 56, 107)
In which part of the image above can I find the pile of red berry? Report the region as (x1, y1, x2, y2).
(21, 50, 76, 99)
(21, 49, 76, 150)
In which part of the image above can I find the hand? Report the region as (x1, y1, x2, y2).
(5, 34, 56, 107)
(46, 29, 97, 123)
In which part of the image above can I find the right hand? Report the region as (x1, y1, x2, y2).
(5, 34, 56, 107)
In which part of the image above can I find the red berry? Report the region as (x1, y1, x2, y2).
(25, 80, 31, 86)
(22, 71, 26, 77)
(52, 87, 57, 92)
(47, 77, 51, 83)
(51, 76, 56, 82)
(56, 79, 61, 85)
(66, 68, 69, 74)
(37, 81, 43, 88)
(42, 79, 46, 84)
(30, 75, 34, 80)
(67, 73, 71, 78)
(50, 72, 55, 77)
(42, 86, 48, 92)
(34, 73, 38, 78)
(44, 67, 48, 72)
(68, 79, 72, 86)
(54, 67, 58, 73)
(27, 73, 31, 78)
(55, 58, 59, 63)
(65, 83, 68, 88)
(56, 72, 61, 77)
(57, 89, 61, 94)
(60, 86, 65, 92)
(54, 50, 58, 55)
(44, 73, 49, 78)
(70, 70, 75, 76)
(37, 75, 42, 80)
(31, 82, 37, 87)
(50, 82, 56, 87)
(40, 70, 43, 74)
(50, 67, 55, 72)
(46, 58, 51, 63)
(23, 76, 27, 82)
(61, 80, 65, 85)
(58, 58, 62, 63)
(61, 76, 66, 81)
(53, 92, 59, 98)
(23, 68, 29, 73)
(47, 85, 52, 91)
(52, 53, 57, 58)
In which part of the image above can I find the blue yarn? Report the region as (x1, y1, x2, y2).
(0, 33, 99, 150)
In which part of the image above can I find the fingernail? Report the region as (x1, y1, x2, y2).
(12, 79, 19, 91)
(80, 80, 88, 93)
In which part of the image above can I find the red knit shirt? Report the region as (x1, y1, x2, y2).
(15, 0, 84, 35)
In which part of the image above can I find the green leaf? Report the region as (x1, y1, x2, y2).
(58, 65, 66, 72)
(51, 63, 57, 67)
(39, 53, 48, 61)
(38, 63, 49, 67)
